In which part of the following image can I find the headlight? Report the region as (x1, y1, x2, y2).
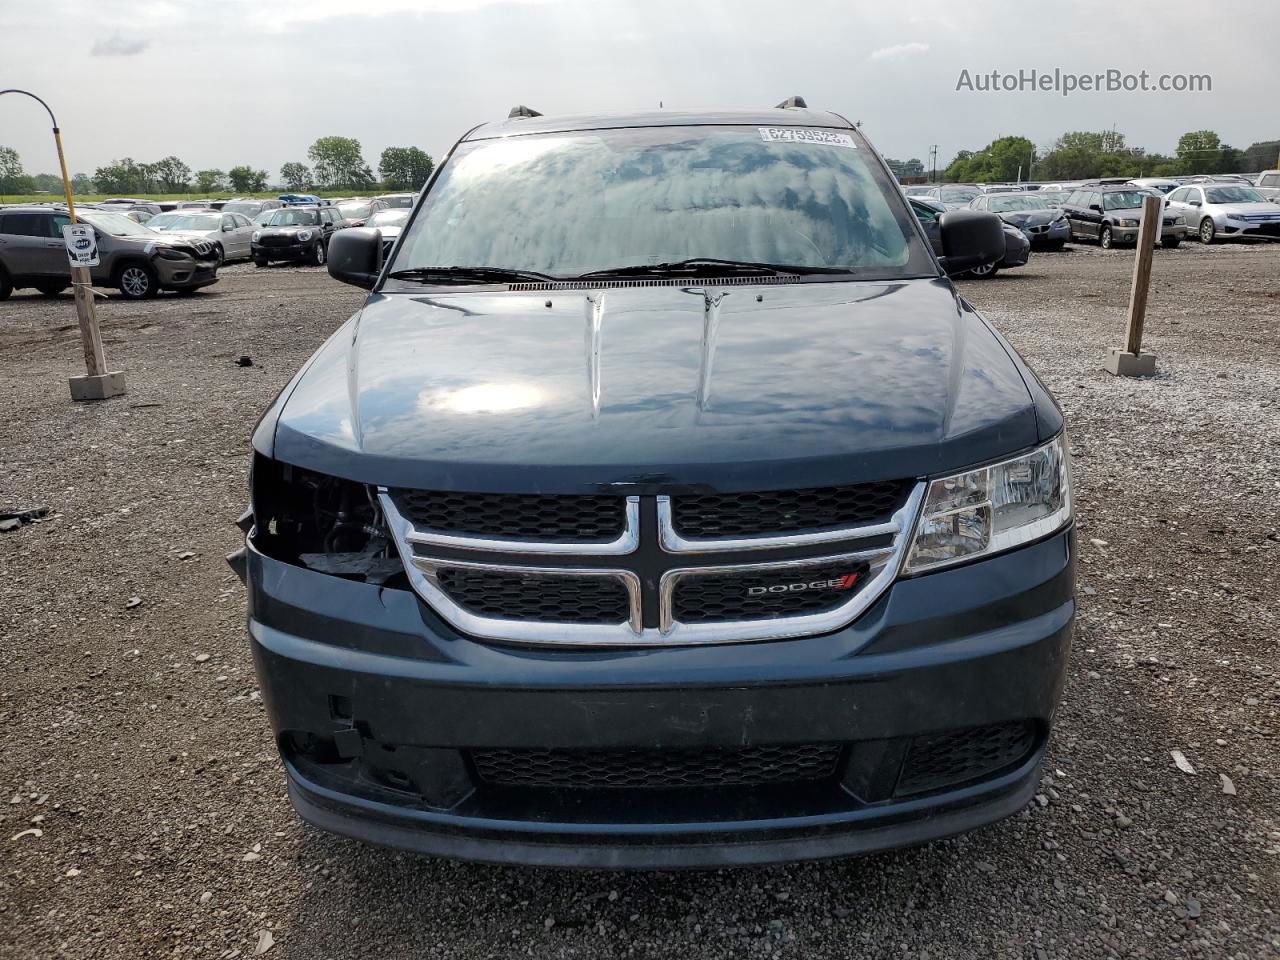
(252, 230, 261, 242)
(1052, 213, 1067, 224)
(904, 436, 1071, 574)
(296, 229, 314, 242)
(154, 246, 191, 261)
(1117, 218, 1139, 227)
(1174, 216, 1186, 225)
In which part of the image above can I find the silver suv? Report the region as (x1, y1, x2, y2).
(0, 206, 220, 300)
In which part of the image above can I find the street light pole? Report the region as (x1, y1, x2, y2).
(1, 89, 125, 401)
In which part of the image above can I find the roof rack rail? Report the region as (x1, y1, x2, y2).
(775, 96, 808, 109)
(508, 105, 543, 119)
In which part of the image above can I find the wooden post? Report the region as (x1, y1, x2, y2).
(53, 128, 110, 380)
(1105, 194, 1162, 377)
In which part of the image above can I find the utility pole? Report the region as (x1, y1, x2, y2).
(1, 89, 125, 401)
(929, 144, 939, 183)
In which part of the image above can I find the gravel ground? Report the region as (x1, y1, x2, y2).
(1, 246, 1278, 960)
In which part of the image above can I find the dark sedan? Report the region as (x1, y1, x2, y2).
(910, 197, 1030, 278)
(970, 194, 1071, 250)
(251, 206, 346, 266)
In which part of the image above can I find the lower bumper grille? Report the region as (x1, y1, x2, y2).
(895, 720, 1037, 797)
(471, 744, 843, 789)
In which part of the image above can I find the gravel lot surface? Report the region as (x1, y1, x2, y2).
(2, 246, 1278, 959)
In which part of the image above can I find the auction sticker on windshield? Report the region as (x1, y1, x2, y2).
(758, 127, 856, 148)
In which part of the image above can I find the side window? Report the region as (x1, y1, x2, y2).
(222, 215, 236, 230)
(911, 202, 937, 223)
(1, 213, 47, 237)
(1167, 188, 1184, 203)
(1260, 173, 1279, 187)
(1187, 188, 1202, 203)
(49, 214, 71, 237)
(1088, 192, 1103, 208)
(235, 214, 252, 227)
(1065, 191, 1082, 207)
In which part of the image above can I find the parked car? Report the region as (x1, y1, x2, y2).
(98, 200, 162, 221)
(1128, 178, 1180, 195)
(251, 205, 345, 266)
(1252, 170, 1280, 202)
(979, 184, 1026, 194)
(333, 198, 388, 227)
(921, 184, 982, 209)
(234, 102, 1073, 868)
(0, 205, 218, 300)
(365, 207, 411, 260)
(969, 194, 1070, 250)
(1062, 186, 1187, 248)
(911, 197, 1027, 276)
(221, 198, 283, 219)
(1035, 189, 1071, 208)
(177, 200, 216, 210)
(377, 192, 418, 208)
(1163, 183, 1280, 243)
(278, 194, 326, 206)
(146, 210, 257, 263)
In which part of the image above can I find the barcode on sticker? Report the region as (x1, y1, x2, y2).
(758, 128, 856, 148)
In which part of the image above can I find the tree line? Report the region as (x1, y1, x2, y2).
(921, 130, 1280, 184)
(0, 136, 433, 196)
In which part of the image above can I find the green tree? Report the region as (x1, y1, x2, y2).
(1243, 140, 1280, 172)
(378, 146, 433, 190)
(151, 156, 192, 192)
(194, 169, 225, 193)
(1175, 130, 1222, 173)
(71, 172, 94, 194)
(0, 146, 36, 194)
(93, 158, 147, 194)
(308, 136, 375, 190)
(280, 161, 312, 192)
(228, 165, 269, 193)
(943, 136, 1034, 182)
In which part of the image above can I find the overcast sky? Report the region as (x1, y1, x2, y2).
(4, 0, 1278, 181)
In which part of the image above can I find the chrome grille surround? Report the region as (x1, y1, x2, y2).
(379, 483, 925, 648)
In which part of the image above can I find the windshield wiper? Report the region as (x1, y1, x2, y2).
(384, 265, 559, 284)
(575, 257, 851, 280)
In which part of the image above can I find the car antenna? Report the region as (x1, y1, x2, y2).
(508, 105, 543, 119)
(774, 96, 807, 109)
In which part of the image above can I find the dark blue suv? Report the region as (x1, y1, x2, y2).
(235, 101, 1073, 867)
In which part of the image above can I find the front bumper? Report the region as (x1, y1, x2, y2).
(155, 257, 219, 290)
(1013, 220, 1070, 247)
(1217, 217, 1280, 239)
(245, 526, 1074, 868)
(253, 241, 315, 262)
(1110, 223, 1187, 243)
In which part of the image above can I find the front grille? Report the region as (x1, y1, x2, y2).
(436, 567, 629, 624)
(259, 235, 298, 247)
(895, 720, 1037, 797)
(396, 490, 625, 541)
(471, 744, 842, 788)
(673, 560, 868, 624)
(672, 479, 911, 539)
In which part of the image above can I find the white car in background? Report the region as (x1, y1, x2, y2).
(145, 210, 257, 264)
(365, 207, 411, 261)
(1129, 177, 1180, 195)
(1164, 183, 1280, 243)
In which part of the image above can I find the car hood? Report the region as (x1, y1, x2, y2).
(151, 228, 217, 242)
(1216, 203, 1280, 216)
(999, 210, 1061, 226)
(264, 278, 1044, 493)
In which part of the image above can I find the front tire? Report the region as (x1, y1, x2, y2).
(1100, 226, 1114, 249)
(254, 257, 269, 268)
(1163, 236, 1182, 249)
(311, 240, 327, 266)
(117, 262, 158, 300)
(35, 281, 69, 296)
(1199, 218, 1216, 244)
(0, 269, 12, 300)
(968, 261, 999, 279)
(212, 244, 225, 268)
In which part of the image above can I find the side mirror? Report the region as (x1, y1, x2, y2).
(327, 227, 382, 289)
(1189, 200, 1202, 207)
(1089, 203, 1102, 212)
(937, 210, 1006, 277)
(223, 224, 235, 232)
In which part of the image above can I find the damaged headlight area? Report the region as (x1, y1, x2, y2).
(244, 455, 406, 585)
(904, 436, 1071, 574)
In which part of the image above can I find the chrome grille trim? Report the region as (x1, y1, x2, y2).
(506, 275, 804, 292)
(656, 487, 919, 554)
(379, 483, 926, 648)
(395, 493, 640, 555)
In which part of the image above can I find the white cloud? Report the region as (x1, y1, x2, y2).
(90, 33, 150, 57)
(869, 41, 929, 61)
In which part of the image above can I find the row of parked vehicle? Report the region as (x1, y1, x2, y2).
(904, 170, 1280, 266)
(0, 192, 418, 299)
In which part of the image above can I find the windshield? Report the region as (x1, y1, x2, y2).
(148, 213, 221, 231)
(391, 126, 931, 279)
(222, 201, 261, 215)
(1206, 186, 1265, 204)
(337, 201, 374, 220)
(990, 196, 1050, 212)
(79, 210, 156, 237)
(367, 209, 410, 228)
(1102, 191, 1148, 210)
(939, 188, 980, 203)
(264, 209, 320, 226)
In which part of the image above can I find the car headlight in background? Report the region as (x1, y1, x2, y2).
(296, 230, 314, 242)
(904, 436, 1071, 574)
(1174, 216, 1186, 225)
(154, 246, 191, 261)
(252, 231, 261, 242)
(1117, 218, 1139, 227)
(1052, 214, 1067, 224)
